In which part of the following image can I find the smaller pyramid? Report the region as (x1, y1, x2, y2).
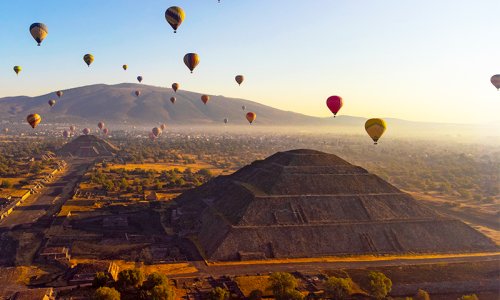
(57, 135, 119, 157)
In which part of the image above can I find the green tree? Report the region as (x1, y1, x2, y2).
(0, 179, 12, 188)
(248, 289, 263, 300)
(117, 269, 144, 290)
(150, 284, 176, 300)
(324, 277, 352, 300)
(458, 295, 478, 300)
(93, 287, 120, 300)
(208, 287, 230, 300)
(268, 272, 298, 300)
(93, 272, 111, 288)
(142, 272, 168, 291)
(283, 290, 304, 300)
(415, 289, 430, 300)
(368, 271, 392, 300)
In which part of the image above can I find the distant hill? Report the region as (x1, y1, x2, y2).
(0, 83, 496, 138)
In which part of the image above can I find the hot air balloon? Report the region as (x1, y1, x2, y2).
(235, 75, 244, 85)
(137, 76, 143, 83)
(165, 6, 185, 33)
(491, 75, 500, 90)
(365, 118, 387, 145)
(3, 128, 9, 133)
(149, 132, 156, 141)
(63, 130, 69, 138)
(242, 105, 246, 111)
(246, 112, 256, 124)
(29, 23, 48, 46)
(170, 97, 176, 104)
(27, 114, 41, 128)
(152, 127, 162, 138)
(56, 91, 63, 98)
(160, 123, 166, 131)
(122, 64, 128, 71)
(172, 83, 179, 92)
(184, 53, 200, 73)
(98, 122, 105, 130)
(102, 128, 109, 135)
(48, 99, 56, 107)
(224, 118, 228, 124)
(82, 128, 90, 135)
(135, 90, 141, 97)
(70, 125, 76, 132)
(13, 66, 22, 75)
(326, 96, 343, 118)
(83, 54, 94, 67)
(201, 95, 210, 105)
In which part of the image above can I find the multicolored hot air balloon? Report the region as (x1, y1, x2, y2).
(27, 114, 41, 128)
(326, 96, 343, 118)
(56, 91, 63, 98)
(246, 112, 256, 124)
(491, 75, 500, 90)
(235, 75, 244, 86)
(63, 130, 69, 138)
(242, 105, 246, 111)
(160, 123, 166, 131)
(82, 128, 90, 135)
(224, 118, 228, 124)
(137, 76, 143, 83)
(83, 54, 94, 67)
(165, 6, 185, 33)
(172, 83, 179, 92)
(98, 122, 105, 130)
(122, 64, 128, 71)
(102, 128, 109, 135)
(365, 118, 387, 145)
(13, 66, 22, 75)
(48, 99, 56, 107)
(170, 97, 176, 104)
(184, 53, 200, 73)
(135, 90, 141, 97)
(152, 127, 162, 138)
(201, 95, 210, 105)
(29, 23, 48, 46)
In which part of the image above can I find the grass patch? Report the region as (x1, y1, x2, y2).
(235, 275, 271, 297)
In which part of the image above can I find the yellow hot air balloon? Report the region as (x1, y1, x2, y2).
(13, 66, 22, 75)
(165, 6, 185, 33)
(235, 75, 244, 85)
(122, 64, 128, 71)
(27, 114, 42, 128)
(29, 23, 48, 46)
(184, 53, 200, 73)
(83, 54, 94, 67)
(246, 112, 256, 124)
(365, 118, 387, 144)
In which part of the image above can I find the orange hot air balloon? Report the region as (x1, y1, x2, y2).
(27, 114, 42, 128)
(172, 83, 179, 92)
(56, 91, 63, 98)
(170, 96, 176, 104)
(183, 53, 200, 73)
(135, 90, 141, 97)
(235, 75, 244, 85)
(246, 112, 256, 124)
(152, 127, 162, 138)
(160, 123, 166, 130)
(201, 95, 210, 105)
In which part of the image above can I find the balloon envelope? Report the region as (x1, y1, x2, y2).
(30, 23, 48, 46)
(48, 99, 56, 107)
(135, 90, 141, 97)
(184, 53, 200, 73)
(102, 128, 109, 135)
(172, 83, 179, 92)
(235, 75, 244, 85)
(27, 114, 41, 128)
(122, 64, 128, 71)
(83, 54, 94, 67)
(98, 122, 105, 130)
(137, 76, 143, 83)
(13, 66, 22, 75)
(152, 127, 162, 137)
(491, 74, 500, 90)
(326, 96, 343, 117)
(82, 128, 90, 135)
(165, 6, 185, 33)
(170, 97, 176, 104)
(160, 124, 166, 130)
(201, 95, 210, 105)
(63, 130, 69, 138)
(56, 91, 63, 98)
(246, 112, 256, 124)
(365, 118, 387, 144)
(224, 118, 228, 124)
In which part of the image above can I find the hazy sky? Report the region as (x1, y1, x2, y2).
(0, 1, 499, 124)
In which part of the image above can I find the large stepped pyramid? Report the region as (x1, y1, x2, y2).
(174, 149, 497, 261)
(57, 135, 119, 157)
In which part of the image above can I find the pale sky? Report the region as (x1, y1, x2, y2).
(0, 0, 499, 124)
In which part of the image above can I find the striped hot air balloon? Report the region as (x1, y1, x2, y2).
(172, 83, 179, 92)
(27, 114, 42, 128)
(365, 118, 387, 145)
(165, 6, 185, 33)
(83, 54, 94, 67)
(13, 66, 22, 75)
(29, 23, 48, 46)
(183, 53, 200, 73)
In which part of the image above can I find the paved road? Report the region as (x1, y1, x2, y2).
(0, 159, 92, 229)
